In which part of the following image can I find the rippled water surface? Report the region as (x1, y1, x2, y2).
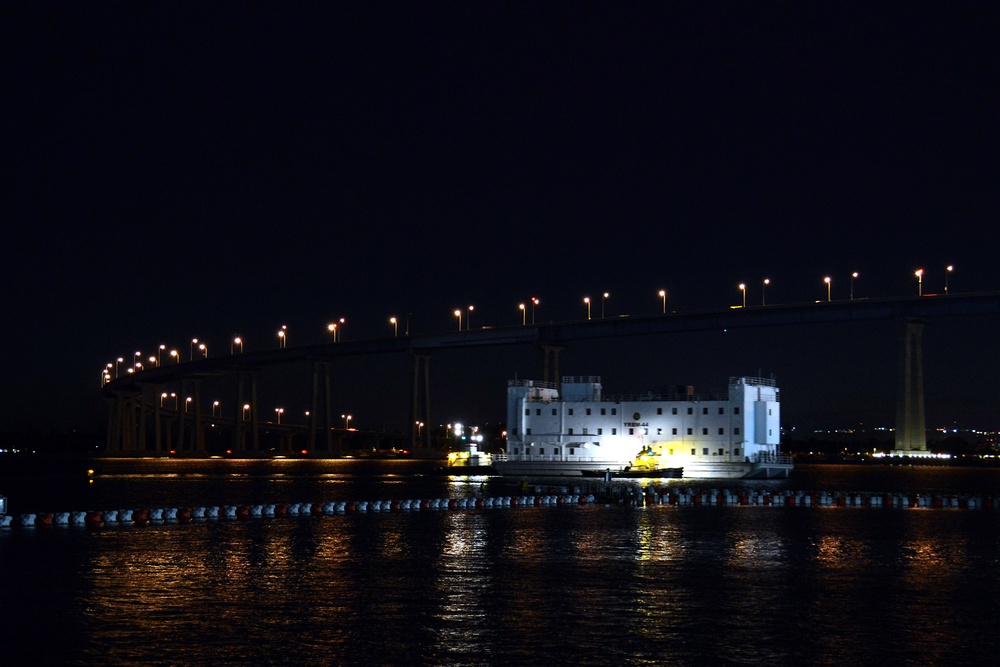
(3, 460, 1000, 666)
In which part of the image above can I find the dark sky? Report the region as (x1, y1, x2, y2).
(3, 2, 999, 437)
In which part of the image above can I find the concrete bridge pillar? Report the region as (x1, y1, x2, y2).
(411, 353, 431, 452)
(308, 362, 336, 455)
(895, 317, 927, 452)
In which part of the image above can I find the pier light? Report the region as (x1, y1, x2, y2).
(945, 265, 953, 294)
(738, 284, 745, 308)
(389, 316, 397, 337)
(170, 349, 179, 363)
(454, 309, 462, 331)
(850, 272, 859, 300)
(584, 296, 591, 320)
(824, 276, 831, 301)
(519, 303, 526, 325)
(659, 289, 666, 313)
(915, 269, 924, 296)
(602, 292, 609, 318)
(531, 297, 539, 324)
(191, 338, 198, 360)
(762, 278, 769, 306)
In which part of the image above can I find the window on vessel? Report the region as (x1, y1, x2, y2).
(612, 428, 617, 435)
(570, 447, 575, 455)
(691, 448, 696, 455)
(672, 428, 677, 435)
(611, 408, 617, 415)
(657, 428, 662, 435)
(734, 427, 740, 435)
(687, 407, 693, 415)
(568, 428, 574, 435)
(687, 428, 693, 435)
(539, 448, 544, 455)
(718, 428, 724, 435)
(552, 408, 557, 416)
(601, 408, 606, 415)
(628, 428, 634, 435)
(586, 408, 592, 415)
(514, 447, 519, 455)
(702, 428, 708, 435)
(718, 448, 724, 455)
(718, 407, 724, 415)
(644, 428, 649, 435)
(536, 409, 541, 416)
(525, 408, 529, 416)
(734, 448, 740, 456)
(597, 428, 603, 435)
(657, 408, 663, 415)
(554, 448, 559, 455)
(672, 407, 678, 415)
(583, 427, 588, 435)
(568, 408, 574, 415)
(526, 428, 532, 435)
(702, 407, 708, 415)
(703, 448, 709, 455)
(734, 407, 740, 415)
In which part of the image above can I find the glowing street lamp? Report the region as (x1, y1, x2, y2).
(850, 272, 859, 300)
(170, 349, 179, 363)
(602, 292, 609, 318)
(531, 297, 539, 324)
(519, 303, 526, 325)
(278, 325, 287, 348)
(467, 305, 474, 330)
(327, 322, 337, 341)
(337, 318, 345, 340)
(454, 309, 462, 331)
(232, 336, 243, 354)
(158, 344, 166, 366)
(243, 404, 251, 421)
(148, 355, 157, 367)
(212, 400, 220, 417)
(342, 414, 352, 430)
(160, 392, 169, 407)
(191, 338, 199, 361)
(738, 284, 746, 308)
(762, 278, 770, 306)
(134, 351, 142, 370)
(583, 296, 591, 320)
(116, 357, 123, 377)
(915, 269, 924, 296)
(275, 407, 284, 424)
(198, 342, 207, 358)
(185, 396, 192, 413)
(416, 421, 424, 436)
(659, 289, 667, 314)
(945, 265, 953, 294)
(389, 317, 398, 337)
(824, 276, 832, 301)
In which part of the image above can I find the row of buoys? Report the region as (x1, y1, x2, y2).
(5, 488, 1000, 529)
(2, 494, 599, 529)
(643, 488, 1000, 510)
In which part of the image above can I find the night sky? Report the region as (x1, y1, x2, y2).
(4, 3, 999, 438)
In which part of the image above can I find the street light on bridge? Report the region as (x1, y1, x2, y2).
(467, 305, 474, 330)
(824, 276, 832, 301)
(851, 272, 859, 300)
(158, 344, 166, 365)
(213, 401, 220, 417)
(602, 292, 609, 318)
(170, 349, 179, 363)
(243, 404, 251, 421)
(390, 317, 398, 337)
(738, 284, 746, 308)
(454, 309, 462, 331)
(945, 265, 953, 294)
(278, 325, 287, 348)
(342, 414, 353, 430)
(531, 297, 539, 324)
(762, 278, 770, 306)
(275, 407, 283, 424)
(190, 339, 198, 361)
(915, 269, 924, 296)
(519, 303, 526, 325)
(583, 296, 591, 320)
(116, 357, 123, 377)
(659, 289, 666, 313)
(199, 342, 207, 358)
(232, 336, 243, 354)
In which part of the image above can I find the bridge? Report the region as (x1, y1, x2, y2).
(101, 292, 1000, 457)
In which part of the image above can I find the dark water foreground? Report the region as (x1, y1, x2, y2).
(2, 459, 1000, 666)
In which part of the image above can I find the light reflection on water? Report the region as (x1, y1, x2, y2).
(2, 462, 1000, 665)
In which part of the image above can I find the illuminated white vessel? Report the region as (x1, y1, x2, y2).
(493, 375, 792, 479)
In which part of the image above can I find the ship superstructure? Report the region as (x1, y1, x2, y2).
(494, 375, 791, 479)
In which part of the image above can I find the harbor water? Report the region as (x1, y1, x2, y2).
(2, 458, 1000, 666)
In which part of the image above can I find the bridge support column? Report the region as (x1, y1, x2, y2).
(411, 353, 431, 453)
(540, 345, 563, 390)
(308, 362, 336, 455)
(895, 317, 927, 453)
